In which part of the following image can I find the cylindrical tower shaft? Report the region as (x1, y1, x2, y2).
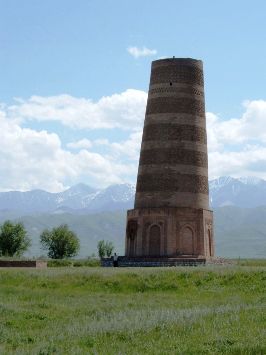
(135, 58, 209, 210)
(125, 58, 214, 260)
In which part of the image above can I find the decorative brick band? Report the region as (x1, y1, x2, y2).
(138, 164, 208, 176)
(136, 173, 209, 194)
(150, 65, 204, 86)
(141, 140, 207, 153)
(146, 97, 205, 116)
(149, 86, 204, 97)
(142, 123, 207, 144)
(152, 58, 203, 69)
(134, 191, 210, 209)
(139, 148, 208, 167)
(144, 113, 206, 129)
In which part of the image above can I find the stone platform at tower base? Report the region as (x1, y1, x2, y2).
(126, 207, 214, 258)
(101, 256, 206, 267)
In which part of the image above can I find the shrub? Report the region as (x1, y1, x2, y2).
(47, 259, 73, 267)
(73, 259, 100, 267)
(47, 259, 100, 267)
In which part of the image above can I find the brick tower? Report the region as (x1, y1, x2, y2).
(125, 58, 214, 261)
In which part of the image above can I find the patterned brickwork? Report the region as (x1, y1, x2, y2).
(144, 114, 207, 129)
(139, 148, 208, 167)
(146, 97, 205, 116)
(125, 58, 214, 259)
(134, 191, 210, 209)
(136, 173, 209, 194)
(125, 207, 214, 258)
(141, 141, 207, 154)
(150, 65, 204, 86)
(149, 87, 204, 97)
(142, 123, 207, 144)
(138, 164, 208, 177)
(152, 58, 202, 69)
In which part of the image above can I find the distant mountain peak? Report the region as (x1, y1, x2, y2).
(209, 176, 266, 208)
(65, 183, 97, 194)
(0, 177, 266, 213)
(237, 176, 264, 185)
(209, 176, 236, 190)
(91, 183, 135, 205)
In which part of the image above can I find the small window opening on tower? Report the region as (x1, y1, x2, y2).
(169, 82, 172, 86)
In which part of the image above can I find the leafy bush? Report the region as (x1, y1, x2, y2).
(0, 220, 31, 257)
(47, 259, 73, 267)
(73, 259, 100, 267)
(47, 259, 100, 267)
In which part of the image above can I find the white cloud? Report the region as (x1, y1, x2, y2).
(67, 139, 92, 149)
(206, 99, 266, 179)
(8, 89, 147, 131)
(0, 108, 137, 192)
(207, 100, 266, 146)
(93, 138, 109, 146)
(1, 91, 266, 192)
(109, 131, 142, 161)
(127, 46, 157, 59)
(208, 146, 266, 181)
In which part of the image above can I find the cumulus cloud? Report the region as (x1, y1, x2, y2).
(1, 91, 266, 191)
(0, 90, 147, 191)
(67, 139, 92, 149)
(207, 100, 266, 146)
(0, 108, 137, 192)
(93, 138, 109, 146)
(127, 46, 157, 59)
(108, 131, 142, 161)
(208, 146, 266, 180)
(0, 109, 66, 191)
(8, 90, 147, 131)
(206, 99, 266, 179)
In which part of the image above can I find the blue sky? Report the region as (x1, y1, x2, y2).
(1, 0, 266, 191)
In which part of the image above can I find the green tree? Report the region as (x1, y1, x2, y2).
(40, 224, 80, 259)
(0, 220, 31, 257)
(97, 240, 106, 258)
(105, 241, 114, 257)
(97, 240, 114, 258)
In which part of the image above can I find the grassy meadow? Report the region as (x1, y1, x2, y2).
(0, 262, 265, 354)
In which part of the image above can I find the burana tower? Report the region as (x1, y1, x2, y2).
(125, 58, 214, 263)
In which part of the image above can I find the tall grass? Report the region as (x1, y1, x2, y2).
(0, 266, 265, 354)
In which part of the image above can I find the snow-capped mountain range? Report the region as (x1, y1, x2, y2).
(0, 183, 135, 214)
(209, 176, 266, 207)
(0, 176, 266, 214)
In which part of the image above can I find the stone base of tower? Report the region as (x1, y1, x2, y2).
(101, 256, 206, 267)
(125, 207, 214, 259)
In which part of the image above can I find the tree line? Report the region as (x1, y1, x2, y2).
(0, 220, 114, 259)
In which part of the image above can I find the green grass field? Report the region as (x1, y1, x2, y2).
(0, 263, 265, 354)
